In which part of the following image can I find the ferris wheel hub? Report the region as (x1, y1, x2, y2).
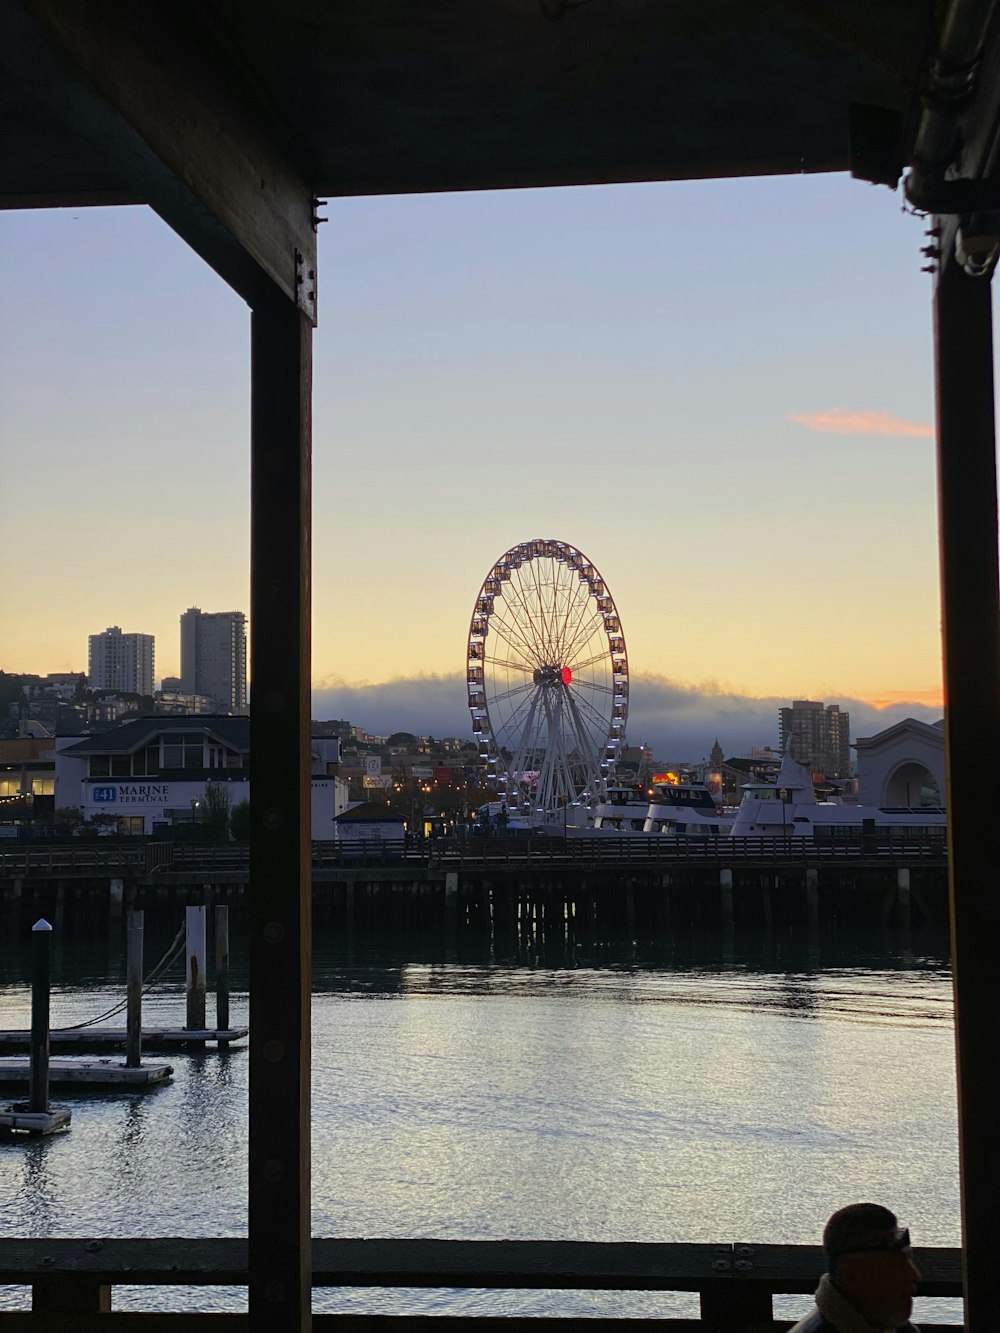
(532, 664, 565, 686)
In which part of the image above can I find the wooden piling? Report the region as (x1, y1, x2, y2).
(185, 905, 207, 1032)
(28, 919, 52, 1114)
(215, 905, 230, 1049)
(125, 909, 143, 1069)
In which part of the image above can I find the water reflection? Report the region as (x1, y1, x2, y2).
(0, 920, 958, 1318)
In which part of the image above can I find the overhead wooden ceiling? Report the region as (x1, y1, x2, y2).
(3, 0, 934, 203)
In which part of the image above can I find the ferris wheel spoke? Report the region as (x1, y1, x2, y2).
(483, 653, 534, 674)
(570, 687, 618, 738)
(487, 681, 534, 708)
(487, 611, 539, 664)
(565, 648, 611, 677)
(559, 592, 600, 663)
(495, 594, 550, 666)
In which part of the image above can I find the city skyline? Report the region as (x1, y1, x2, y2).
(2, 171, 960, 749)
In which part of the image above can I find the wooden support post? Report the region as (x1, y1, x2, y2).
(125, 909, 143, 1068)
(896, 867, 911, 931)
(934, 254, 1000, 1329)
(28, 919, 52, 1113)
(32, 1276, 111, 1315)
(215, 904, 230, 1048)
(700, 1282, 773, 1330)
(249, 291, 312, 1332)
(109, 876, 124, 913)
(185, 904, 207, 1031)
(805, 867, 819, 932)
(719, 868, 734, 933)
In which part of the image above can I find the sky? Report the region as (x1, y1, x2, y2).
(0, 172, 973, 757)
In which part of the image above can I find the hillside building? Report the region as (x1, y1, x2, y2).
(778, 700, 850, 778)
(179, 607, 247, 714)
(87, 625, 155, 697)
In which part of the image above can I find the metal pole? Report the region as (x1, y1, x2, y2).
(28, 919, 52, 1114)
(934, 253, 1000, 1329)
(125, 909, 143, 1068)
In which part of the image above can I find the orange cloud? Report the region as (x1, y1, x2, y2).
(788, 409, 934, 438)
(865, 688, 944, 710)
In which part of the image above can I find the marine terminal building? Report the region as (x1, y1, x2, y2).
(55, 716, 347, 838)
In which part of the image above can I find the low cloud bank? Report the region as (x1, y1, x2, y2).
(311, 673, 942, 760)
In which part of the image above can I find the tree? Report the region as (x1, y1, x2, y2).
(203, 781, 232, 838)
(53, 807, 85, 837)
(230, 800, 251, 842)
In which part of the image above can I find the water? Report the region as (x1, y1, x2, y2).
(0, 919, 960, 1320)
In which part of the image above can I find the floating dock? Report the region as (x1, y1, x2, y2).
(0, 1103, 71, 1136)
(0, 1026, 247, 1053)
(0, 1056, 173, 1088)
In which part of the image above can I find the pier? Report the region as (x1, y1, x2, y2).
(0, 837, 949, 939)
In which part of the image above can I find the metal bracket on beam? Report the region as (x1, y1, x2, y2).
(295, 249, 317, 322)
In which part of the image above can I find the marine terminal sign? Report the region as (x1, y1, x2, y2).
(92, 784, 171, 804)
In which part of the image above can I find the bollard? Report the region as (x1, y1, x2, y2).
(185, 905, 207, 1031)
(215, 904, 230, 1048)
(125, 910, 143, 1069)
(28, 919, 53, 1114)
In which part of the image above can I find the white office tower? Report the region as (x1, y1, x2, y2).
(179, 607, 248, 714)
(87, 626, 155, 696)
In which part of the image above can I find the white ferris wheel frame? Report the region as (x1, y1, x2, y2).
(466, 539, 629, 815)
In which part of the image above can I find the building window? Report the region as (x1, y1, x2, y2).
(90, 757, 110, 777)
(161, 733, 205, 770)
(111, 756, 130, 777)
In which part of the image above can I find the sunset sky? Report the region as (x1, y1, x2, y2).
(0, 172, 966, 755)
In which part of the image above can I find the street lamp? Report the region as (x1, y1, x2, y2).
(24, 790, 34, 837)
(190, 797, 199, 833)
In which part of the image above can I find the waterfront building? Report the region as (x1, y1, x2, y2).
(54, 716, 347, 837)
(854, 716, 945, 807)
(87, 625, 155, 697)
(778, 700, 850, 778)
(179, 607, 247, 714)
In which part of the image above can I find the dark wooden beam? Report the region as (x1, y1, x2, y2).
(12, 0, 316, 321)
(933, 256, 1000, 1332)
(249, 291, 313, 1331)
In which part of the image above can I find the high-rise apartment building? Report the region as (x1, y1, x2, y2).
(179, 607, 247, 714)
(87, 626, 155, 696)
(778, 700, 850, 778)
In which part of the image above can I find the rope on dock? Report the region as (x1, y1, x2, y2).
(58, 921, 187, 1030)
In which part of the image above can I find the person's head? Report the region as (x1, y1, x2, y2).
(823, 1202, 920, 1327)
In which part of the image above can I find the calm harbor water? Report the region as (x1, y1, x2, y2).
(0, 918, 960, 1320)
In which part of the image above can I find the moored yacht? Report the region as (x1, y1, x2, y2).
(729, 749, 946, 842)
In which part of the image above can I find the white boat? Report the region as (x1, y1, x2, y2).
(569, 782, 731, 837)
(729, 749, 946, 842)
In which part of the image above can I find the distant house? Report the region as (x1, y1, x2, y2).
(333, 802, 406, 845)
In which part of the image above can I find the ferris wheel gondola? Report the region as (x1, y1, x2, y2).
(466, 539, 628, 817)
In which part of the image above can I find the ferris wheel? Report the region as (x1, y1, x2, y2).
(467, 539, 628, 816)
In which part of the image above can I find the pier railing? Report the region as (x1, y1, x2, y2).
(0, 834, 948, 881)
(0, 1237, 964, 1330)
